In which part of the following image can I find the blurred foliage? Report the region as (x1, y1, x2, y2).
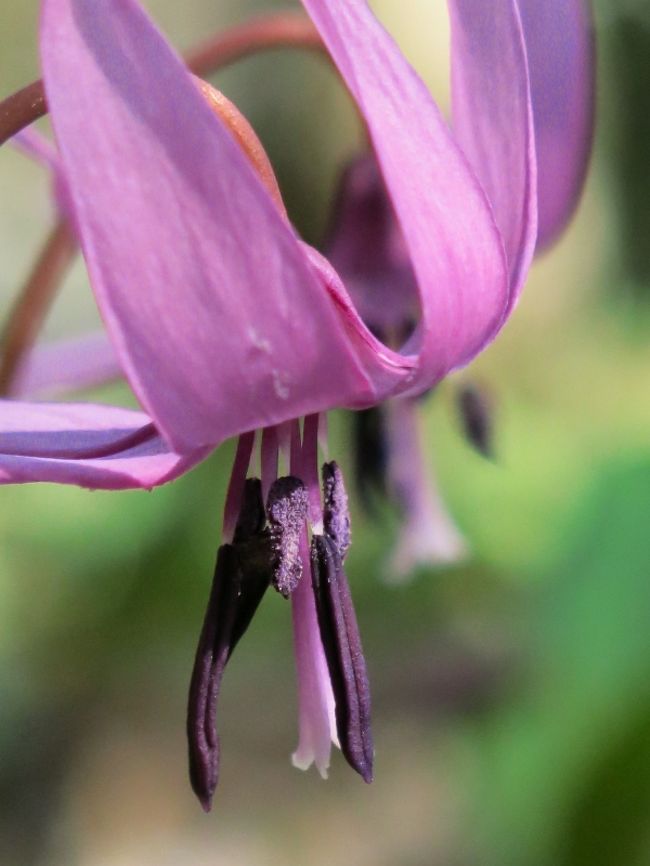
(604, 12, 650, 292)
(467, 457, 650, 866)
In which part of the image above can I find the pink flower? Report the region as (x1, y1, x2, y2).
(0, 0, 543, 808)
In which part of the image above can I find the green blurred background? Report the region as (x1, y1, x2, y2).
(1, 1, 650, 864)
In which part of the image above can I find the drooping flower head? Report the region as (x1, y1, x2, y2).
(0, 0, 546, 808)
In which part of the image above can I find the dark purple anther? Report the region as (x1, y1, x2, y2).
(266, 476, 308, 597)
(187, 479, 271, 812)
(187, 545, 238, 812)
(233, 477, 266, 542)
(322, 461, 351, 560)
(457, 383, 494, 459)
(310, 533, 373, 783)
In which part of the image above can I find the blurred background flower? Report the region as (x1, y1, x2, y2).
(1, 1, 649, 865)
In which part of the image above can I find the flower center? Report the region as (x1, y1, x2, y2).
(187, 414, 373, 810)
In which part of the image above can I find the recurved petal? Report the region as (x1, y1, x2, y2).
(325, 155, 420, 340)
(0, 400, 207, 489)
(300, 0, 509, 390)
(41, 0, 374, 454)
(449, 0, 537, 308)
(300, 244, 415, 403)
(516, 0, 595, 250)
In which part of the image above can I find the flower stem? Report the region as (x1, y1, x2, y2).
(0, 218, 76, 395)
(0, 80, 47, 149)
(185, 12, 325, 78)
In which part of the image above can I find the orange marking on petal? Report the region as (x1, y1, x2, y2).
(195, 78, 287, 219)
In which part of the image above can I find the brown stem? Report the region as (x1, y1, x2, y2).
(0, 219, 76, 395)
(185, 12, 325, 78)
(0, 80, 47, 149)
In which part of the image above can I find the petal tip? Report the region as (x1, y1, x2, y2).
(291, 748, 330, 780)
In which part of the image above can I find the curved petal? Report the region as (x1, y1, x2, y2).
(0, 400, 207, 489)
(41, 0, 380, 454)
(300, 0, 509, 390)
(516, 0, 595, 250)
(301, 244, 416, 404)
(325, 155, 419, 339)
(12, 332, 122, 399)
(448, 0, 537, 308)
